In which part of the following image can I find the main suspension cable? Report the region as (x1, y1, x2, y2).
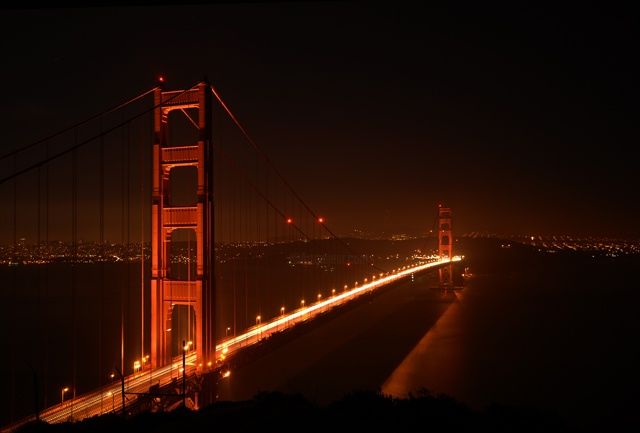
(209, 83, 385, 271)
(0, 87, 158, 162)
(0, 83, 200, 186)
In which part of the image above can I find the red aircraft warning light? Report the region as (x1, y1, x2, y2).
(286, 217, 293, 224)
(318, 217, 325, 224)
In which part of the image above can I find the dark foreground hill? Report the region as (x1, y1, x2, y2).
(17, 390, 569, 433)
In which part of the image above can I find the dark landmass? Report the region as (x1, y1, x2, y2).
(16, 390, 569, 433)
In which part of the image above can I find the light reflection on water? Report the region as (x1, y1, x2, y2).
(382, 247, 640, 431)
(382, 288, 464, 398)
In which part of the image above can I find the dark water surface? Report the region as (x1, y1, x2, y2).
(2, 238, 638, 430)
(216, 240, 639, 430)
(0, 239, 423, 426)
(384, 240, 640, 429)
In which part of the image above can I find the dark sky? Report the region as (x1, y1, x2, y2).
(1, 2, 638, 237)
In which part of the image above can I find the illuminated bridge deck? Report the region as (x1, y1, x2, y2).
(4, 256, 461, 430)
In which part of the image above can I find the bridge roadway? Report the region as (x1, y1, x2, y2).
(4, 256, 461, 430)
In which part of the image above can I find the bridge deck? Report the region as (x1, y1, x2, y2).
(3, 257, 461, 430)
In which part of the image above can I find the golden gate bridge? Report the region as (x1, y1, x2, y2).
(0, 79, 460, 430)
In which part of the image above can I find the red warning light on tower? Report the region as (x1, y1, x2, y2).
(318, 217, 324, 224)
(158, 75, 165, 84)
(286, 217, 293, 224)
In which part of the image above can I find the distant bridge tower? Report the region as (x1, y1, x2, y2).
(438, 205, 453, 289)
(151, 82, 214, 369)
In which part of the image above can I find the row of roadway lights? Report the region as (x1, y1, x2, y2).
(58, 264, 423, 410)
(64, 265, 421, 405)
(61, 323, 253, 410)
(256, 215, 420, 338)
(60, 264, 419, 407)
(59, 369, 119, 409)
(60, 363, 126, 407)
(140, 267, 415, 405)
(217, 215, 328, 338)
(242, 266, 420, 340)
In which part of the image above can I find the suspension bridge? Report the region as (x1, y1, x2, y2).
(0, 80, 461, 430)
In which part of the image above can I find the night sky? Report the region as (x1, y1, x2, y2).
(1, 2, 637, 237)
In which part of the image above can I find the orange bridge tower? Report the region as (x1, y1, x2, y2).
(438, 205, 453, 289)
(150, 82, 214, 369)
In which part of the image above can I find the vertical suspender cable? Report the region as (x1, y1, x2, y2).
(120, 118, 125, 377)
(71, 136, 78, 410)
(99, 118, 105, 414)
(10, 155, 16, 423)
(147, 111, 152, 388)
(44, 144, 49, 408)
(188, 222, 192, 346)
(231, 142, 237, 341)
(262, 162, 268, 320)
(36, 163, 42, 418)
(126, 122, 131, 373)
(140, 115, 145, 365)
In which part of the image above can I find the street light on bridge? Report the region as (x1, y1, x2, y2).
(256, 315, 262, 340)
(61, 387, 69, 405)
